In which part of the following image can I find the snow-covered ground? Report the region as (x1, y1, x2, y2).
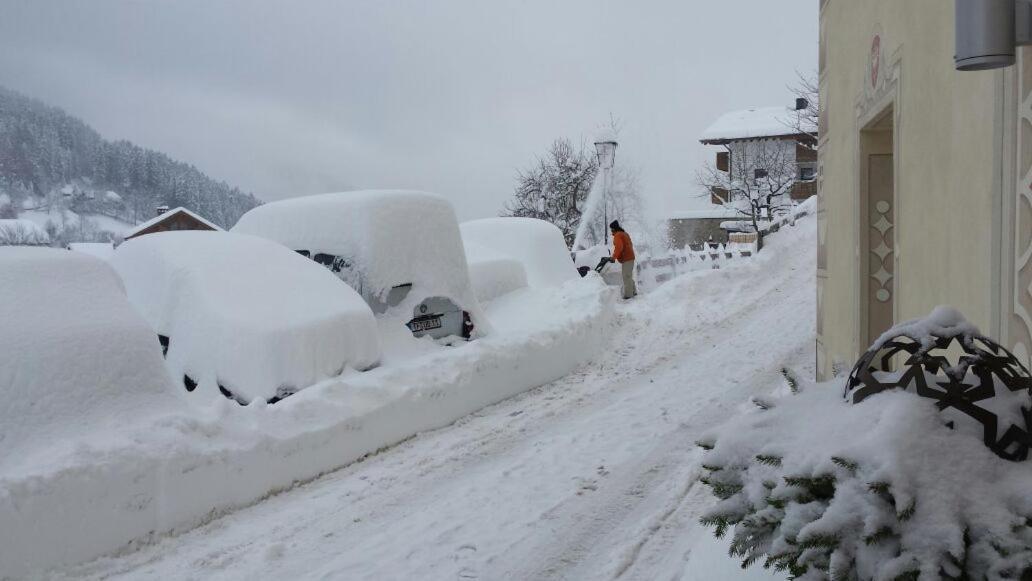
(49, 216, 816, 580)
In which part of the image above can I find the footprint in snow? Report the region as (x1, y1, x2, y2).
(454, 544, 478, 579)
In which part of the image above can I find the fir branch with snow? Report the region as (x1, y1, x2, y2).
(699, 310, 1032, 580)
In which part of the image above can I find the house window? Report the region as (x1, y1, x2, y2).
(754, 168, 768, 180)
(799, 166, 816, 181)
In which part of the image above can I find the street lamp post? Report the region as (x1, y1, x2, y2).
(594, 139, 618, 244)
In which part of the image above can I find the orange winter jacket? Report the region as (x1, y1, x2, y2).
(612, 231, 635, 263)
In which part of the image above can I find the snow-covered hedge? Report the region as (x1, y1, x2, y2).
(0, 248, 181, 474)
(699, 371, 1032, 580)
(111, 231, 381, 404)
(461, 217, 578, 288)
(0, 218, 50, 246)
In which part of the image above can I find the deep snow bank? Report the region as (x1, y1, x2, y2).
(0, 276, 613, 577)
(0, 248, 182, 476)
(461, 218, 578, 288)
(111, 231, 382, 403)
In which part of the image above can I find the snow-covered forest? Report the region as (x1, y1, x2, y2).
(0, 86, 259, 239)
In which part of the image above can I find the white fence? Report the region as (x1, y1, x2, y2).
(635, 200, 815, 288)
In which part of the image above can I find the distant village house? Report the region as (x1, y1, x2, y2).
(122, 205, 222, 242)
(699, 101, 818, 205)
(668, 101, 817, 250)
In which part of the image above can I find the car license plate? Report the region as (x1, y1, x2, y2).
(409, 316, 442, 333)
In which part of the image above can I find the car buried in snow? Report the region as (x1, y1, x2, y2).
(110, 231, 382, 406)
(232, 190, 481, 341)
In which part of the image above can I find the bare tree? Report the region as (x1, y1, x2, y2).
(788, 71, 819, 148)
(504, 138, 598, 247)
(696, 139, 798, 251)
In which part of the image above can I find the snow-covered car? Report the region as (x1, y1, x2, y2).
(111, 231, 382, 405)
(0, 248, 182, 472)
(462, 241, 529, 303)
(460, 218, 579, 288)
(233, 190, 481, 341)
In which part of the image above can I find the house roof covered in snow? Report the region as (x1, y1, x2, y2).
(123, 207, 222, 240)
(700, 106, 811, 144)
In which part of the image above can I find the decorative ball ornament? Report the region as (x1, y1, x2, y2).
(845, 308, 1032, 461)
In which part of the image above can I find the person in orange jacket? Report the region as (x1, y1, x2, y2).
(609, 220, 637, 299)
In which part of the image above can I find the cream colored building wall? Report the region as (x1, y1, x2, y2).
(818, 0, 1007, 378)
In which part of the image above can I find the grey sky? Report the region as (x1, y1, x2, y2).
(0, 0, 817, 222)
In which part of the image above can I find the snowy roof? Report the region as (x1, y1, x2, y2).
(0, 219, 50, 245)
(122, 207, 222, 239)
(700, 106, 810, 144)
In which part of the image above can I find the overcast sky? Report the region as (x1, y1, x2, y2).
(0, 0, 817, 222)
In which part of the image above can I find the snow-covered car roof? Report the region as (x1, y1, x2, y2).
(463, 241, 528, 303)
(111, 231, 382, 404)
(232, 190, 476, 307)
(0, 248, 182, 473)
(460, 218, 578, 288)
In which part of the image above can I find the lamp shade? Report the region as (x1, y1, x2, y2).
(594, 140, 618, 170)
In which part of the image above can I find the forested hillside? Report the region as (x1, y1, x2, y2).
(0, 86, 259, 241)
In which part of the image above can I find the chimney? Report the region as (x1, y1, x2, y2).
(795, 97, 809, 111)
(155, 205, 169, 217)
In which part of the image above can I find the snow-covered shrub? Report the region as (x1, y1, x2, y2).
(111, 231, 382, 405)
(0, 218, 50, 246)
(461, 217, 578, 288)
(0, 248, 181, 473)
(699, 311, 1032, 580)
(463, 241, 528, 303)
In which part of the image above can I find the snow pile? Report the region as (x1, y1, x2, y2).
(111, 231, 381, 403)
(461, 217, 577, 288)
(0, 248, 181, 475)
(572, 244, 611, 271)
(0, 218, 50, 245)
(0, 273, 611, 578)
(67, 242, 114, 261)
(871, 305, 980, 351)
(698, 372, 1032, 579)
(463, 241, 528, 303)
